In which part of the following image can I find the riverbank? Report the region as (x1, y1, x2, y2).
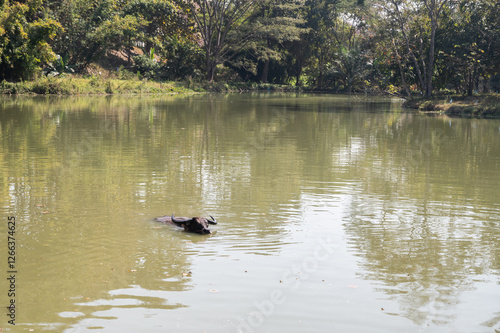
(3, 77, 499, 119)
(0, 76, 202, 95)
(404, 94, 500, 118)
(0, 76, 302, 95)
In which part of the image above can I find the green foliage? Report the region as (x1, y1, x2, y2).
(133, 54, 160, 79)
(435, 0, 500, 95)
(43, 53, 75, 76)
(122, 0, 187, 53)
(0, 0, 498, 93)
(0, 76, 201, 94)
(160, 36, 204, 80)
(89, 14, 145, 54)
(187, 0, 263, 81)
(31, 76, 71, 94)
(328, 46, 371, 93)
(117, 66, 137, 80)
(105, 80, 113, 94)
(0, 0, 63, 80)
(248, 0, 310, 83)
(48, 0, 147, 70)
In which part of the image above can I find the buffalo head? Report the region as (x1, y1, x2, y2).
(170, 214, 217, 234)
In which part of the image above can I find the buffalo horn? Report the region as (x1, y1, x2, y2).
(208, 215, 217, 224)
(171, 213, 186, 224)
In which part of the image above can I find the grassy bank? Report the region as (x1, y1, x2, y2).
(1, 76, 204, 95)
(6, 76, 497, 120)
(0, 76, 304, 96)
(203, 81, 302, 93)
(404, 94, 500, 118)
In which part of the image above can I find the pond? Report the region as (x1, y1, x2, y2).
(0, 93, 499, 332)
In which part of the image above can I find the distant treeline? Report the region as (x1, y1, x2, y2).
(1, 0, 499, 96)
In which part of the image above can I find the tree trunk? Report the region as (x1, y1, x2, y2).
(128, 35, 131, 65)
(397, 57, 411, 98)
(392, 39, 411, 98)
(402, 30, 426, 96)
(261, 59, 270, 83)
(317, 51, 324, 89)
(207, 62, 216, 82)
(426, 15, 437, 97)
(419, 37, 428, 95)
(206, 53, 217, 82)
(145, 40, 153, 55)
(295, 66, 302, 86)
(467, 68, 473, 96)
(423, 0, 446, 98)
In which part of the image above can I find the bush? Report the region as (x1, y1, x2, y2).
(160, 38, 204, 80)
(0, 2, 62, 81)
(418, 101, 435, 111)
(117, 66, 137, 80)
(30, 78, 70, 94)
(105, 81, 113, 94)
(133, 55, 160, 79)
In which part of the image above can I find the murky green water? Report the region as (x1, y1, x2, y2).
(1, 93, 499, 332)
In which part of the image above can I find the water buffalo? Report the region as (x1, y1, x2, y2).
(154, 214, 217, 234)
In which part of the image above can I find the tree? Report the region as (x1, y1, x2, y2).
(371, 4, 414, 96)
(286, 36, 312, 86)
(159, 35, 204, 79)
(122, 0, 204, 80)
(48, 0, 147, 69)
(330, 45, 371, 93)
(122, 0, 188, 54)
(0, 0, 62, 80)
(249, 0, 309, 83)
(302, 0, 373, 90)
(304, 0, 338, 89)
(437, 0, 500, 94)
(378, 0, 448, 97)
(423, 0, 447, 96)
(187, 0, 262, 81)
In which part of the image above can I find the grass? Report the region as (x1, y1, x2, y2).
(202, 81, 303, 92)
(0, 75, 304, 96)
(0, 76, 203, 95)
(3, 76, 498, 118)
(403, 93, 500, 118)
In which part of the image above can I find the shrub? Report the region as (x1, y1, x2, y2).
(117, 66, 137, 80)
(105, 81, 113, 94)
(133, 55, 160, 79)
